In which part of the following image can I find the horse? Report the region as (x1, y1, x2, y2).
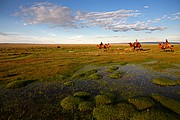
(97, 43, 111, 49)
(158, 42, 173, 51)
(128, 42, 142, 50)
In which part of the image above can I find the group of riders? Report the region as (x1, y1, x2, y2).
(98, 39, 173, 51)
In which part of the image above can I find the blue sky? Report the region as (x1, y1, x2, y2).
(0, 0, 180, 44)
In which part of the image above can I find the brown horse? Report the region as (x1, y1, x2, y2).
(97, 43, 111, 49)
(158, 42, 173, 51)
(128, 42, 142, 50)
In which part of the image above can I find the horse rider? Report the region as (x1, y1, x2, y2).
(100, 42, 103, 46)
(165, 39, 169, 47)
(135, 39, 139, 46)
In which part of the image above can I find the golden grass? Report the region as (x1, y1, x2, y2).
(0, 44, 180, 83)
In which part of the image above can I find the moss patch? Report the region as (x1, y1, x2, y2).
(131, 108, 179, 120)
(106, 66, 118, 73)
(63, 81, 74, 86)
(128, 97, 155, 110)
(73, 91, 91, 99)
(88, 73, 103, 80)
(108, 71, 123, 79)
(60, 96, 84, 110)
(93, 103, 135, 120)
(78, 102, 94, 112)
(151, 93, 180, 114)
(95, 94, 115, 106)
(152, 78, 177, 86)
(6, 80, 36, 89)
(71, 69, 98, 79)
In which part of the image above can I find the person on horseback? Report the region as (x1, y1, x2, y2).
(134, 39, 139, 49)
(165, 39, 169, 48)
(100, 42, 103, 46)
(135, 39, 138, 45)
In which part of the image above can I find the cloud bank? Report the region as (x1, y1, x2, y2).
(14, 2, 167, 32)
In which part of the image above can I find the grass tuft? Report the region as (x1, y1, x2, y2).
(60, 96, 83, 110)
(78, 102, 94, 112)
(93, 103, 135, 120)
(128, 97, 155, 110)
(108, 71, 123, 79)
(63, 81, 74, 86)
(152, 78, 177, 86)
(6, 80, 36, 89)
(71, 69, 97, 79)
(73, 91, 91, 99)
(106, 66, 118, 73)
(88, 73, 103, 80)
(95, 94, 115, 106)
(71, 73, 86, 79)
(151, 93, 180, 114)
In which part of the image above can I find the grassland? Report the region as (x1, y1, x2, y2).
(0, 43, 180, 119)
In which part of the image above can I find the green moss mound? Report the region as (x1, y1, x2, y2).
(108, 71, 123, 79)
(131, 108, 179, 120)
(84, 69, 98, 77)
(151, 93, 180, 114)
(93, 103, 135, 120)
(73, 91, 91, 99)
(63, 81, 74, 86)
(60, 96, 83, 110)
(128, 97, 155, 110)
(71, 69, 97, 79)
(71, 73, 86, 79)
(6, 80, 36, 89)
(106, 66, 118, 73)
(152, 78, 177, 86)
(95, 94, 115, 106)
(88, 73, 103, 80)
(78, 102, 94, 112)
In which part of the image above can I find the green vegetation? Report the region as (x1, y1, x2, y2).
(106, 66, 118, 73)
(0, 44, 180, 119)
(128, 97, 155, 110)
(88, 73, 103, 80)
(152, 78, 178, 86)
(95, 94, 115, 106)
(151, 93, 180, 114)
(78, 102, 94, 112)
(108, 71, 123, 79)
(60, 96, 84, 110)
(6, 80, 36, 89)
(73, 91, 91, 99)
(63, 81, 74, 86)
(93, 103, 135, 120)
(71, 69, 98, 79)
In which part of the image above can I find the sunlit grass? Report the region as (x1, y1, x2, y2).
(0, 44, 180, 119)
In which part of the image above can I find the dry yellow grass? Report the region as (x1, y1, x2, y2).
(0, 44, 179, 82)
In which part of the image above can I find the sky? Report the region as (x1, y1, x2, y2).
(0, 0, 180, 44)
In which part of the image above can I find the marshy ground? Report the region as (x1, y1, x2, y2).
(0, 44, 180, 119)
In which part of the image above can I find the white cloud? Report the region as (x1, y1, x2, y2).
(14, 2, 167, 32)
(144, 6, 149, 8)
(162, 12, 180, 20)
(14, 2, 76, 28)
(170, 12, 180, 20)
